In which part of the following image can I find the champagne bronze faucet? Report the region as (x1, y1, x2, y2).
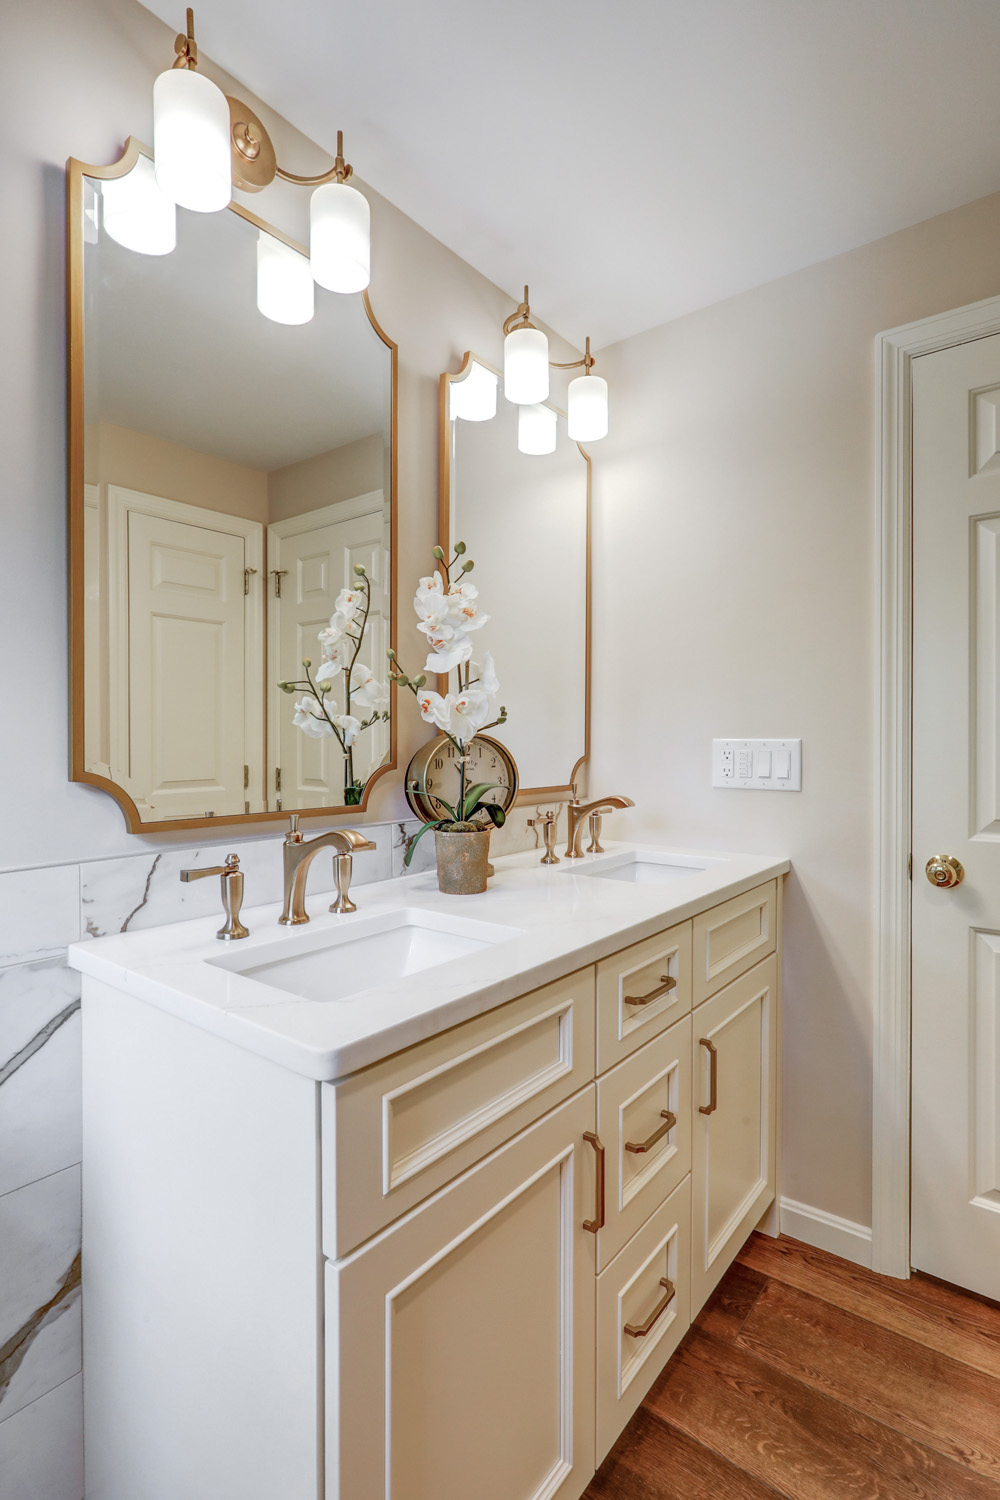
(565, 796, 634, 859)
(280, 815, 377, 924)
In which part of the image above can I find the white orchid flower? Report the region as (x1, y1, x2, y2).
(480, 652, 499, 695)
(333, 586, 365, 621)
(293, 694, 334, 737)
(451, 687, 491, 742)
(332, 713, 363, 747)
(315, 658, 344, 685)
(446, 581, 489, 633)
(422, 636, 474, 675)
(350, 663, 388, 712)
(417, 689, 454, 732)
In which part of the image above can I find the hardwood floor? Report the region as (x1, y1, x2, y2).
(585, 1233, 1000, 1499)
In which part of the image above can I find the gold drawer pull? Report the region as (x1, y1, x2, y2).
(583, 1131, 605, 1233)
(624, 1277, 676, 1338)
(699, 1037, 718, 1115)
(624, 1110, 677, 1155)
(624, 974, 677, 1007)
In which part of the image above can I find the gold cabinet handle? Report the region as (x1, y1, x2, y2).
(625, 1110, 677, 1155)
(624, 974, 677, 1007)
(583, 1131, 605, 1233)
(624, 1277, 676, 1338)
(699, 1037, 718, 1115)
(925, 854, 964, 889)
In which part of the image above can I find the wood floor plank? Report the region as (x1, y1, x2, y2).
(694, 1260, 768, 1341)
(736, 1280, 1000, 1481)
(644, 1324, 1000, 1500)
(738, 1234, 1000, 1379)
(583, 1406, 787, 1500)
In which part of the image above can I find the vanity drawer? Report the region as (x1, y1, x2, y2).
(596, 1015, 691, 1271)
(597, 920, 691, 1073)
(322, 965, 596, 1258)
(691, 880, 776, 1005)
(596, 1175, 691, 1466)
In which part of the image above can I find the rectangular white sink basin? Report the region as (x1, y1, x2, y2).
(209, 909, 523, 1004)
(569, 851, 720, 886)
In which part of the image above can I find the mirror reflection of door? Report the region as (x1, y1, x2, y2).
(268, 490, 389, 810)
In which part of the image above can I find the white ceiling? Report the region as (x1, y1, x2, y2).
(141, 0, 1000, 350)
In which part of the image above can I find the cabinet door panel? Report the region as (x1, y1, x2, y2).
(596, 1177, 691, 1465)
(596, 1015, 691, 1270)
(691, 955, 777, 1313)
(327, 1088, 597, 1500)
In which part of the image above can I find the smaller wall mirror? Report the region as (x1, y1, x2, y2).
(440, 354, 590, 798)
(68, 141, 397, 831)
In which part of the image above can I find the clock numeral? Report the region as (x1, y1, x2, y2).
(434, 757, 444, 770)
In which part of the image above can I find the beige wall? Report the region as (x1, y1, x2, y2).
(591, 190, 1000, 1230)
(2, 0, 577, 871)
(267, 432, 388, 524)
(94, 422, 269, 523)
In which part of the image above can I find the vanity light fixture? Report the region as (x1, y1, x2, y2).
(450, 359, 499, 421)
(151, 9, 371, 301)
(503, 287, 550, 405)
(256, 230, 314, 325)
(503, 288, 609, 444)
(517, 401, 558, 455)
(100, 153, 176, 256)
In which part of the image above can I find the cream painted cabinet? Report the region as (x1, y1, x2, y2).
(327, 1087, 598, 1500)
(691, 954, 778, 1312)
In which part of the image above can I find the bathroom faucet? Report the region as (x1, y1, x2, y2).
(279, 815, 377, 925)
(565, 796, 634, 859)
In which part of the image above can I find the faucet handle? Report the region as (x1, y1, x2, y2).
(587, 811, 604, 855)
(286, 814, 302, 843)
(528, 810, 561, 865)
(329, 853, 357, 914)
(179, 855, 248, 941)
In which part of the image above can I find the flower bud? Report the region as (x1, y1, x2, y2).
(432, 545, 445, 560)
(353, 563, 367, 576)
(278, 681, 295, 694)
(302, 657, 312, 668)
(318, 680, 332, 693)
(397, 674, 409, 687)
(453, 540, 466, 555)
(386, 648, 396, 660)
(413, 674, 426, 688)
(461, 559, 474, 573)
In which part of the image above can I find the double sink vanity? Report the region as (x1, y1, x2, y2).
(71, 837, 787, 1500)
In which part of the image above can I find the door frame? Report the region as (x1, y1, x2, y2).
(875, 292, 1000, 1277)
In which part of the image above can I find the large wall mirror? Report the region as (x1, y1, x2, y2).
(440, 354, 590, 798)
(68, 141, 396, 831)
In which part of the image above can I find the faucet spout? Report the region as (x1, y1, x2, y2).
(279, 820, 376, 925)
(565, 795, 634, 860)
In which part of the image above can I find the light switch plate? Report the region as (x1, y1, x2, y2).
(712, 738, 802, 791)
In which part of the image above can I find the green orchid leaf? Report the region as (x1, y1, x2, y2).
(471, 802, 506, 829)
(461, 782, 506, 817)
(402, 819, 443, 867)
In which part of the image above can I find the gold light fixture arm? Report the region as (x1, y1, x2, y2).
(551, 336, 596, 373)
(503, 285, 537, 336)
(275, 130, 354, 186)
(172, 6, 198, 69)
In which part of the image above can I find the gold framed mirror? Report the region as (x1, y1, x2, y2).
(67, 140, 397, 832)
(439, 352, 590, 801)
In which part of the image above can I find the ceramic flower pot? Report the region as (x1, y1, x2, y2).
(435, 826, 491, 895)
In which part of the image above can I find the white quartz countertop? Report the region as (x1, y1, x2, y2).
(68, 842, 789, 1082)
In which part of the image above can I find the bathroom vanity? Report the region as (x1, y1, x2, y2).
(70, 843, 787, 1500)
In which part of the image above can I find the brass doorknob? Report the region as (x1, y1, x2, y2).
(925, 854, 964, 889)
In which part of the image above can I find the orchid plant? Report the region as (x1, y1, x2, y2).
(279, 566, 389, 805)
(389, 542, 508, 866)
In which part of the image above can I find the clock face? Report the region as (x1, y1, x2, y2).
(405, 734, 519, 824)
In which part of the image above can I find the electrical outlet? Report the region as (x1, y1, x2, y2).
(712, 739, 802, 791)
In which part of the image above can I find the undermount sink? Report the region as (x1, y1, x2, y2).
(209, 909, 523, 1004)
(569, 850, 719, 886)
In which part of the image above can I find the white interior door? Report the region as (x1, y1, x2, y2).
(108, 487, 263, 821)
(268, 493, 388, 810)
(912, 333, 1000, 1298)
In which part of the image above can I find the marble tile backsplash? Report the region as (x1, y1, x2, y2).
(0, 804, 559, 1498)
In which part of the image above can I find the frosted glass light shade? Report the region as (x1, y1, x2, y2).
(567, 373, 609, 441)
(518, 402, 557, 455)
(310, 181, 370, 293)
(153, 67, 232, 213)
(504, 326, 549, 404)
(257, 231, 314, 325)
(101, 155, 176, 256)
(450, 360, 498, 421)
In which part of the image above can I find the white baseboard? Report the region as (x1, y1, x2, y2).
(779, 1196, 873, 1268)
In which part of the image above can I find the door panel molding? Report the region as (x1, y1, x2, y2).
(876, 293, 1000, 1278)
